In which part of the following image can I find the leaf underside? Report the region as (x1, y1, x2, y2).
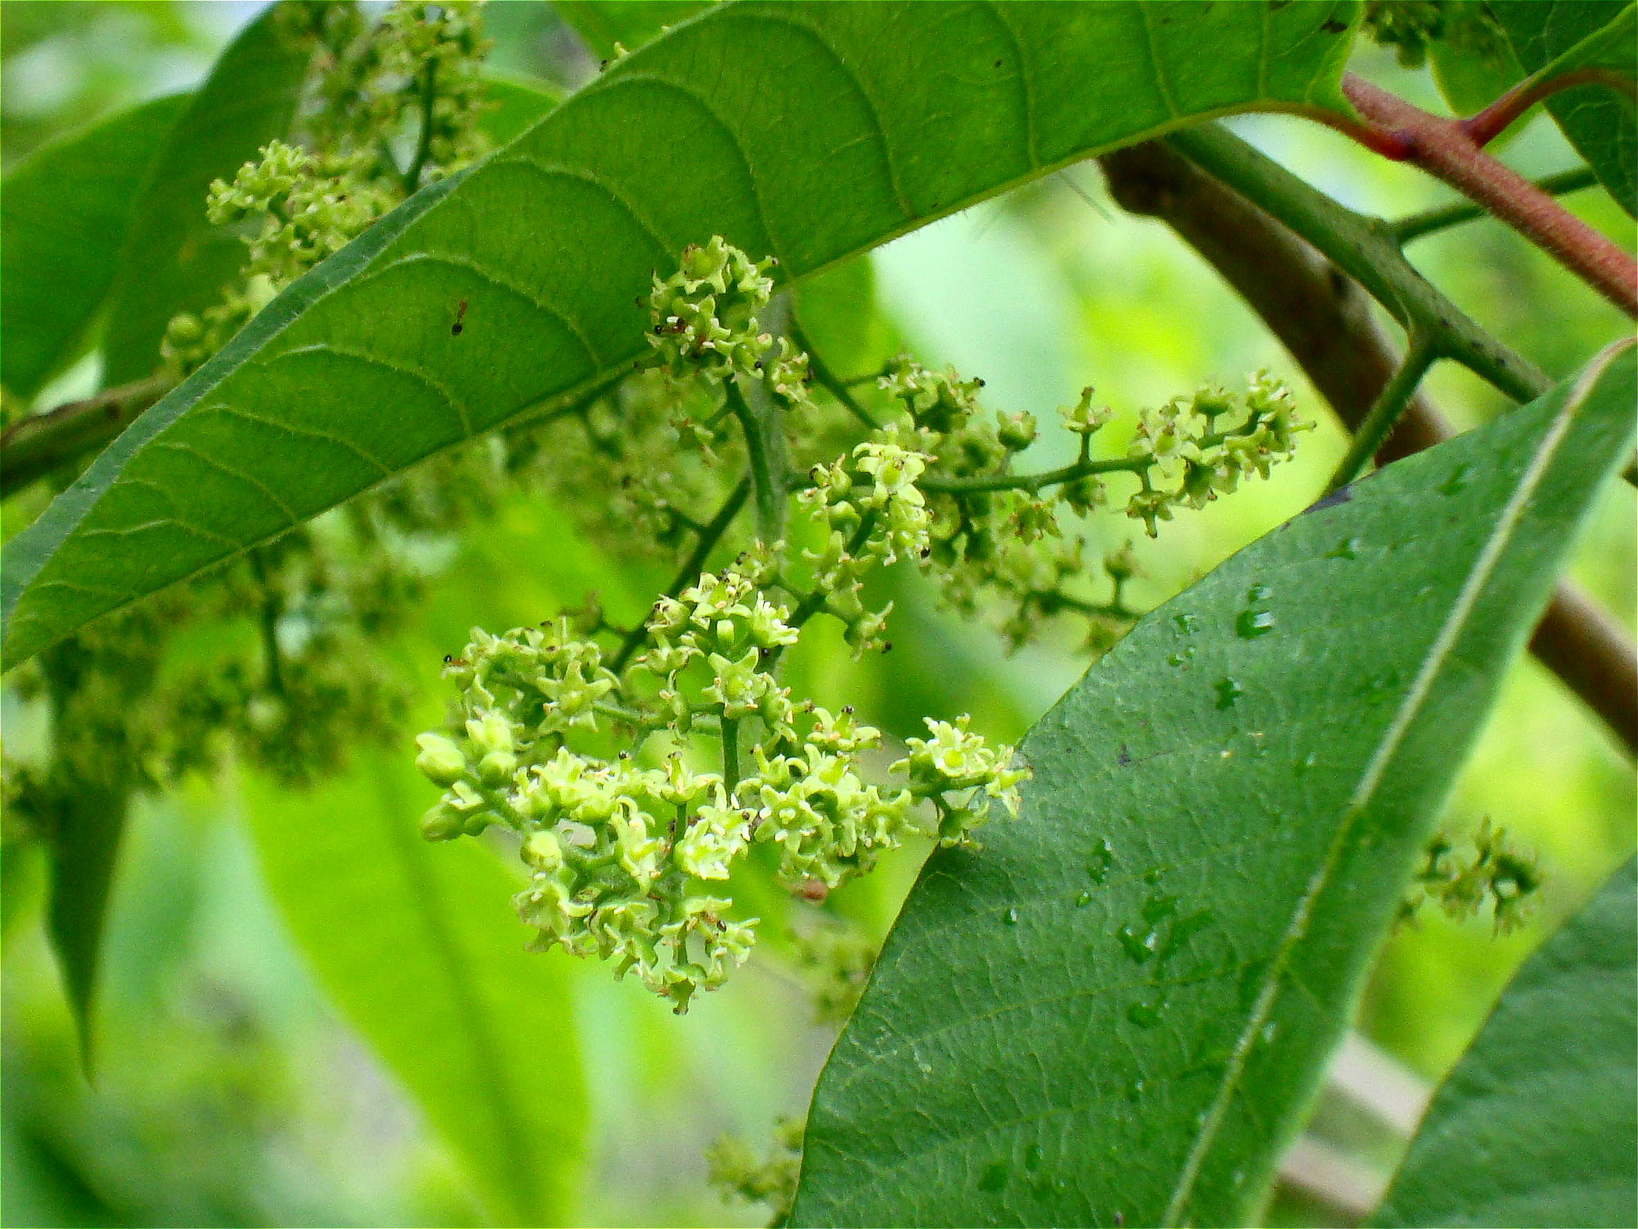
(789, 343, 1637, 1228)
(1372, 858, 1637, 1229)
(1, 0, 1360, 670)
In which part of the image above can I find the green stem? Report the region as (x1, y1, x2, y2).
(403, 58, 438, 194)
(725, 380, 787, 543)
(1166, 124, 1550, 404)
(247, 548, 285, 696)
(916, 454, 1146, 495)
(721, 716, 741, 792)
(611, 478, 749, 673)
(1325, 334, 1438, 493)
(1391, 167, 1599, 244)
(791, 319, 880, 429)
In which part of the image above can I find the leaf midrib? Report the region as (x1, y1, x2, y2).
(1160, 343, 1625, 1224)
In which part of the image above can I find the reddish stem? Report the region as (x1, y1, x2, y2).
(1462, 66, 1635, 148)
(1342, 74, 1637, 317)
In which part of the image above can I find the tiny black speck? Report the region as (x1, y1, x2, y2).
(450, 322, 464, 335)
(1117, 743, 1132, 766)
(1321, 18, 1347, 32)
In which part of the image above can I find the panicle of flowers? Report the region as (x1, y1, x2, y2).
(647, 235, 812, 397)
(417, 577, 1023, 1012)
(164, 2, 493, 378)
(862, 359, 1309, 650)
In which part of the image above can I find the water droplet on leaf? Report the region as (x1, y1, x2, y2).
(1236, 609, 1276, 638)
(1024, 1144, 1044, 1172)
(1215, 677, 1243, 709)
(979, 1161, 1008, 1192)
(1086, 839, 1114, 884)
(1075, 890, 1093, 908)
(1326, 537, 1360, 560)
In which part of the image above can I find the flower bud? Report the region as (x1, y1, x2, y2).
(415, 733, 467, 787)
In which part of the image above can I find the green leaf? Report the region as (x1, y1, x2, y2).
(481, 73, 565, 146)
(552, 0, 711, 59)
(1, 0, 1361, 671)
(1493, 1, 1637, 216)
(99, 4, 313, 384)
(0, 93, 188, 400)
(241, 747, 587, 1226)
(789, 341, 1637, 1228)
(1371, 858, 1637, 1228)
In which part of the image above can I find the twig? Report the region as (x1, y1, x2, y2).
(1342, 74, 1637, 317)
(1391, 166, 1599, 244)
(1326, 333, 1437, 493)
(724, 379, 787, 544)
(1, 375, 171, 493)
(1101, 137, 1638, 757)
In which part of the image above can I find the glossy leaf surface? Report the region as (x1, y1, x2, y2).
(1494, 0, 1637, 215)
(0, 93, 187, 400)
(790, 343, 1637, 1227)
(1372, 858, 1637, 1228)
(1, 0, 1359, 669)
(242, 749, 587, 1225)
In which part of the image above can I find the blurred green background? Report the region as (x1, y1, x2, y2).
(2, 4, 1632, 1226)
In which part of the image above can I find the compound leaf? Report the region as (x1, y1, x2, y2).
(789, 342, 1637, 1227)
(1371, 858, 1637, 1228)
(0, 93, 188, 401)
(2, 0, 1360, 670)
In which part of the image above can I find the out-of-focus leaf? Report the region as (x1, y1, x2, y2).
(0, 94, 187, 401)
(99, 4, 312, 384)
(481, 74, 564, 146)
(1, 0, 1362, 670)
(1493, 1, 1637, 216)
(242, 748, 587, 1226)
(552, 0, 710, 59)
(1372, 858, 1637, 1228)
(790, 342, 1637, 1228)
(1428, 35, 1523, 119)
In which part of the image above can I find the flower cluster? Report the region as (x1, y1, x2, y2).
(206, 141, 392, 288)
(647, 235, 810, 399)
(418, 595, 1023, 1011)
(706, 1117, 804, 1221)
(863, 359, 1309, 649)
(164, 1, 493, 377)
(1400, 818, 1542, 935)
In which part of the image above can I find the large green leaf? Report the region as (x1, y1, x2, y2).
(0, 0, 1360, 671)
(0, 93, 188, 401)
(1372, 858, 1637, 1228)
(98, 4, 313, 384)
(242, 748, 587, 1226)
(1493, 1, 1637, 216)
(789, 342, 1637, 1228)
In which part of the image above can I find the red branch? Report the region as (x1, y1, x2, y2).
(1339, 74, 1637, 318)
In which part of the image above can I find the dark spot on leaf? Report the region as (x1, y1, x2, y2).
(1321, 17, 1347, 32)
(1117, 743, 1132, 766)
